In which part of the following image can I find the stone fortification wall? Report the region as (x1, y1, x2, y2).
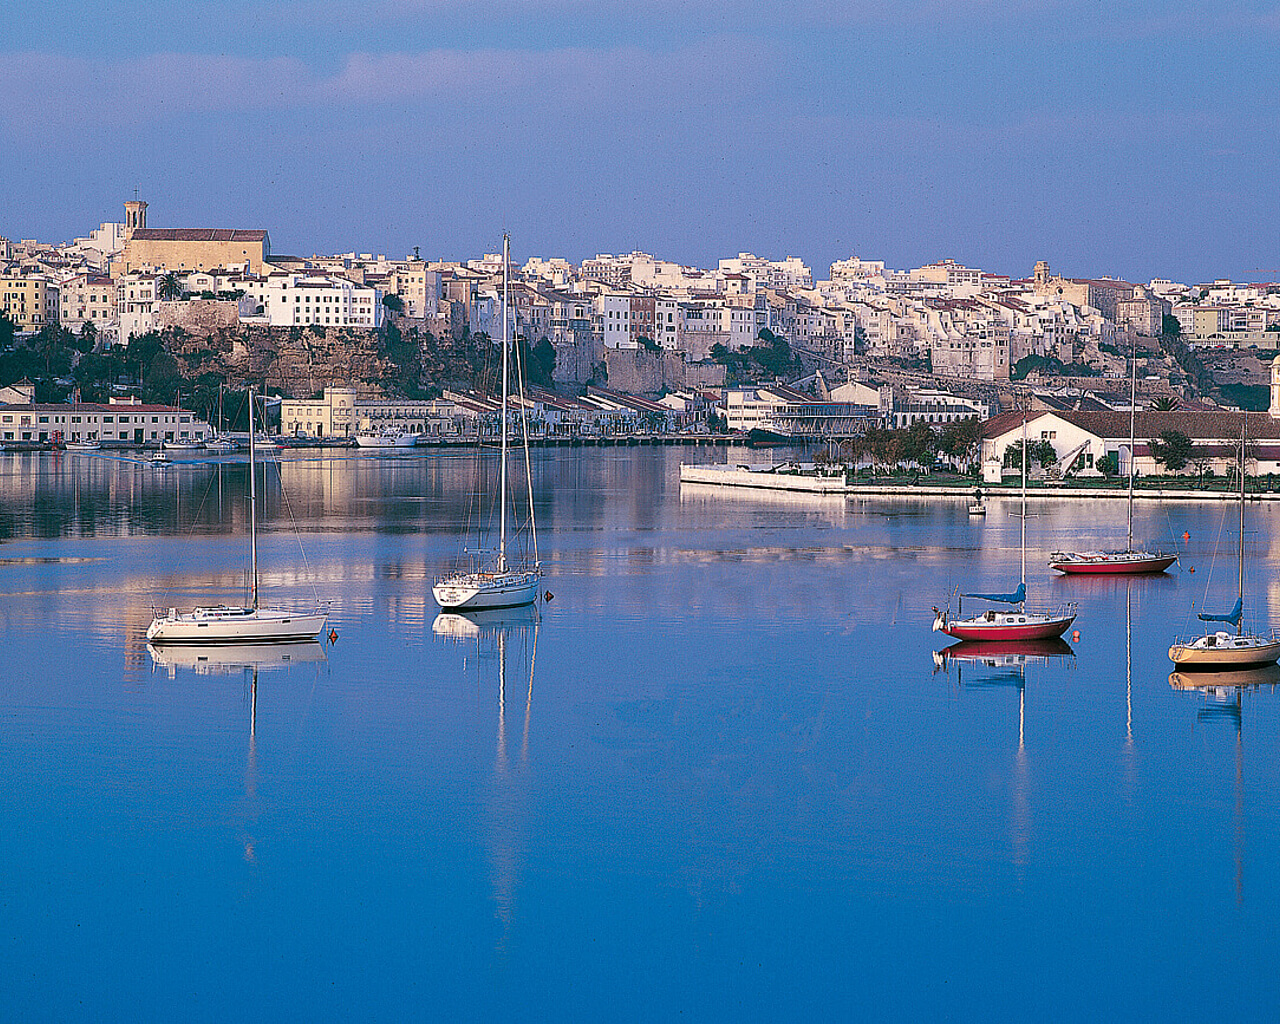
(552, 332, 605, 386)
(601, 349, 724, 394)
(685, 361, 727, 388)
(155, 299, 240, 336)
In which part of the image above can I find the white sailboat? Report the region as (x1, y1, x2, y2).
(1049, 338, 1176, 574)
(204, 384, 239, 453)
(433, 235, 542, 612)
(147, 387, 329, 644)
(1169, 421, 1280, 668)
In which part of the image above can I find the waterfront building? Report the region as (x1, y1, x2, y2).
(280, 386, 461, 439)
(980, 407, 1280, 479)
(0, 396, 209, 445)
(724, 383, 876, 438)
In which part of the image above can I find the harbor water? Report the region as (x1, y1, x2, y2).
(2, 445, 1279, 1020)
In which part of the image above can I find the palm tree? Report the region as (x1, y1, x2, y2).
(1151, 395, 1179, 411)
(157, 272, 183, 301)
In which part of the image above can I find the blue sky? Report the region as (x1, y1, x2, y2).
(2, 0, 1277, 283)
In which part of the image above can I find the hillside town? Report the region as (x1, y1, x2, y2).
(4, 199, 1280, 469)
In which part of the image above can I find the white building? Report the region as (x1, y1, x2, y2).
(0, 397, 210, 445)
(717, 253, 813, 292)
(238, 273, 383, 329)
(118, 272, 158, 340)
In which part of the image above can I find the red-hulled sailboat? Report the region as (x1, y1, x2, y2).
(934, 412, 1077, 643)
(1049, 337, 1175, 575)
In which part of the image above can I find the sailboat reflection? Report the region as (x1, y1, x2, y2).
(933, 637, 1075, 874)
(147, 640, 328, 676)
(932, 637, 1075, 673)
(147, 640, 327, 866)
(432, 606, 540, 954)
(1168, 663, 1280, 905)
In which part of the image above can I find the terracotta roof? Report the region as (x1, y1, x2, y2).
(0, 403, 192, 413)
(984, 409, 1280, 441)
(131, 229, 267, 242)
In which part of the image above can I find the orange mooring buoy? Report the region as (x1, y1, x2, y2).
(1072, 630, 1080, 642)
(1183, 531, 1190, 542)
(1189, 566, 1195, 573)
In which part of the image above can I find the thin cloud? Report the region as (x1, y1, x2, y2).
(0, 38, 772, 141)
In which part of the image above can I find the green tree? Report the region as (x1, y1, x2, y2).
(0, 312, 15, 349)
(157, 272, 184, 301)
(1161, 313, 1182, 338)
(939, 416, 982, 469)
(143, 350, 184, 405)
(75, 320, 97, 354)
(1151, 395, 1179, 411)
(532, 336, 556, 383)
(1149, 429, 1193, 472)
(901, 420, 937, 468)
(125, 331, 165, 383)
(382, 294, 405, 316)
(1003, 438, 1057, 469)
(1096, 452, 1119, 477)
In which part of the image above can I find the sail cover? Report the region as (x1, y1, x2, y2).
(1198, 597, 1243, 626)
(963, 582, 1026, 604)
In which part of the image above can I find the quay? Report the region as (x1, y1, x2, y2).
(679, 463, 1280, 501)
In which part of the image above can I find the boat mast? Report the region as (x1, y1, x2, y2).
(1128, 334, 1137, 551)
(498, 233, 510, 574)
(1021, 408, 1027, 592)
(1238, 418, 1246, 636)
(248, 386, 259, 610)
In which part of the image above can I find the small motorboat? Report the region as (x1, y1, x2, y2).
(968, 489, 986, 516)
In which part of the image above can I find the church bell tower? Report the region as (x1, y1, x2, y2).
(124, 199, 147, 240)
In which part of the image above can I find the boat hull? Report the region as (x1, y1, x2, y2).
(146, 606, 328, 644)
(433, 571, 541, 611)
(1168, 634, 1280, 668)
(1050, 551, 1176, 574)
(934, 612, 1076, 642)
(356, 432, 420, 448)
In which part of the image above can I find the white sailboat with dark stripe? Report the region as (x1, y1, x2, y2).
(433, 235, 542, 612)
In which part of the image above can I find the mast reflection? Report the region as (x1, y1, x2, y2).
(934, 637, 1076, 874)
(147, 641, 328, 864)
(432, 606, 540, 953)
(1169, 662, 1280, 904)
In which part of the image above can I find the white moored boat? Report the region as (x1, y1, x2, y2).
(1170, 420, 1280, 669)
(147, 387, 328, 645)
(356, 428, 421, 448)
(433, 234, 542, 613)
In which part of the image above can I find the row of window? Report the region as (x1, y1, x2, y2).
(4, 414, 192, 424)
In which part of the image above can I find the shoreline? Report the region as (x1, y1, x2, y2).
(679, 463, 1280, 501)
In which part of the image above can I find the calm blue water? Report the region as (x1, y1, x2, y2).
(2, 447, 1280, 1021)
